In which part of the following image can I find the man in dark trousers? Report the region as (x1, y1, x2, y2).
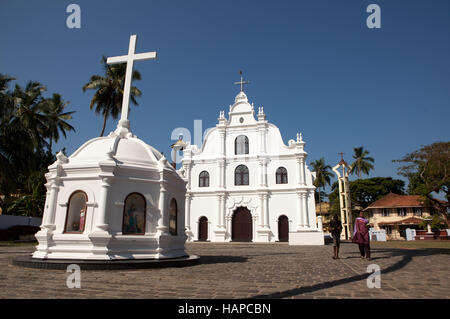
(328, 215, 343, 259)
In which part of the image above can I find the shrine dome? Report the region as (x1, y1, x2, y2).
(69, 131, 171, 169)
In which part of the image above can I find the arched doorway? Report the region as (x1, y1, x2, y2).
(278, 215, 289, 242)
(232, 207, 252, 242)
(198, 216, 208, 241)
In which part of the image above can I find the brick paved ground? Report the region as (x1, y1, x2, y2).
(0, 242, 449, 299)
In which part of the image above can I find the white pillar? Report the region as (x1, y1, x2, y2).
(95, 177, 111, 232)
(302, 192, 309, 228)
(317, 216, 323, 231)
(297, 192, 304, 230)
(259, 194, 265, 227)
(300, 157, 306, 185)
(217, 195, 224, 228)
(184, 163, 192, 190)
(43, 179, 59, 230)
(185, 193, 192, 238)
(219, 130, 225, 155)
(157, 183, 168, 235)
(263, 160, 268, 186)
(264, 194, 270, 229)
(218, 160, 225, 188)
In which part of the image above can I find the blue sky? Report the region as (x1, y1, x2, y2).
(1, 0, 449, 192)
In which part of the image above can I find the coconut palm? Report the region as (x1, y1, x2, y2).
(41, 93, 76, 154)
(10, 81, 48, 149)
(83, 56, 142, 136)
(350, 146, 375, 179)
(310, 158, 334, 213)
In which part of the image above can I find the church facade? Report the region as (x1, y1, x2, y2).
(179, 88, 324, 245)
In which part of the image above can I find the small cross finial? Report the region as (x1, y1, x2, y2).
(234, 70, 249, 92)
(338, 152, 345, 161)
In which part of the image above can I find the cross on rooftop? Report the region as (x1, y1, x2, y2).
(107, 35, 157, 130)
(234, 70, 249, 92)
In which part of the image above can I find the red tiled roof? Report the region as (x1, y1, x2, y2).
(365, 193, 426, 209)
(378, 217, 425, 226)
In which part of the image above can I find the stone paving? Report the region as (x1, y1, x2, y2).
(0, 242, 449, 299)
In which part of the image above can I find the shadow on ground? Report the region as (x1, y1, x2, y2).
(249, 246, 448, 299)
(197, 255, 248, 265)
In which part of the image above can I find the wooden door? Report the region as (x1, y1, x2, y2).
(198, 217, 208, 241)
(232, 207, 252, 242)
(278, 215, 289, 242)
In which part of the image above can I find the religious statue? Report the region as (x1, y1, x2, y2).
(79, 207, 86, 232)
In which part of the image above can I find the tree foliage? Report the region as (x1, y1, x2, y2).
(329, 177, 405, 216)
(310, 157, 333, 203)
(394, 141, 450, 227)
(350, 146, 374, 179)
(0, 73, 75, 217)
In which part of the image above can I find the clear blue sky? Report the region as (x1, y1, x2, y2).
(1, 0, 449, 192)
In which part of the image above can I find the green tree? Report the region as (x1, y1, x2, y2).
(329, 177, 405, 216)
(83, 56, 142, 136)
(350, 146, 375, 179)
(310, 158, 334, 212)
(10, 81, 49, 149)
(0, 74, 72, 217)
(41, 93, 76, 154)
(394, 141, 450, 227)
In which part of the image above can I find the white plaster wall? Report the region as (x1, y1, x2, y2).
(268, 193, 299, 241)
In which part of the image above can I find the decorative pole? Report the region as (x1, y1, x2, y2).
(332, 153, 353, 240)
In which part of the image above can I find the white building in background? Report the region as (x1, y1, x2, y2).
(178, 86, 324, 245)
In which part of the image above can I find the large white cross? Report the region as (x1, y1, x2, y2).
(106, 34, 157, 124)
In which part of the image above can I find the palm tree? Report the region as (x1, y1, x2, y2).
(83, 56, 142, 136)
(10, 81, 49, 149)
(350, 146, 375, 178)
(310, 158, 334, 214)
(41, 93, 76, 154)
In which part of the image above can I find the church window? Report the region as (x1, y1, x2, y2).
(64, 191, 88, 233)
(123, 193, 146, 235)
(199, 171, 210, 187)
(169, 198, 178, 236)
(276, 167, 288, 184)
(235, 135, 249, 155)
(235, 165, 249, 185)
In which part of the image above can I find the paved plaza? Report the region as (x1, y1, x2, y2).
(0, 242, 449, 299)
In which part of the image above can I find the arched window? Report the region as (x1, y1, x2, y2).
(64, 191, 88, 233)
(235, 135, 249, 155)
(199, 171, 210, 187)
(235, 165, 249, 185)
(276, 167, 288, 184)
(123, 193, 146, 235)
(169, 198, 178, 236)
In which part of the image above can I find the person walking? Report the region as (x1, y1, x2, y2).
(328, 215, 343, 259)
(352, 212, 371, 260)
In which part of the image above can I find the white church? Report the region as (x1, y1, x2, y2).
(178, 77, 324, 245)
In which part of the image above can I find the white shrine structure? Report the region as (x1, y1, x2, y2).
(178, 75, 324, 245)
(32, 35, 188, 260)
